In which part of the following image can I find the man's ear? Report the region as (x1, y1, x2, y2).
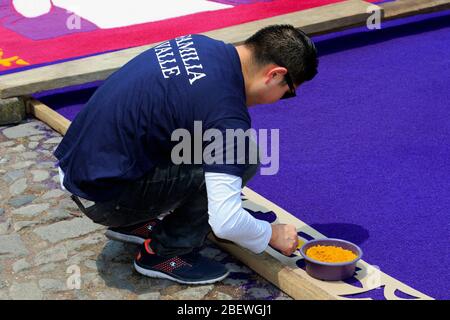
(264, 66, 288, 84)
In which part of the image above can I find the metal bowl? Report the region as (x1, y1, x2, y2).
(299, 238, 363, 281)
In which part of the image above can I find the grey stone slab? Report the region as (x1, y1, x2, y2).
(0, 98, 26, 126)
(79, 198, 95, 208)
(39, 263, 58, 273)
(100, 241, 128, 261)
(21, 151, 39, 160)
(28, 135, 45, 141)
(0, 280, 8, 289)
(82, 272, 106, 288)
(10, 161, 34, 170)
(0, 141, 15, 147)
(12, 203, 49, 217)
(9, 282, 43, 300)
(96, 291, 123, 300)
(74, 291, 93, 300)
(9, 177, 27, 195)
(0, 208, 4, 216)
(58, 198, 79, 210)
(0, 219, 12, 235)
(33, 217, 104, 243)
(222, 278, 248, 287)
(42, 208, 73, 223)
(44, 137, 63, 144)
(0, 234, 28, 258)
(38, 150, 52, 157)
(138, 292, 161, 300)
(65, 233, 106, 252)
(42, 189, 66, 200)
(3, 121, 46, 139)
(52, 175, 61, 184)
(107, 263, 134, 281)
(84, 259, 98, 270)
(215, 292, 233, 300)
(225, 263, 252, 274)
(245, 287, 272, 299)
(13, 220, 39, 232)
(38, 279, 67, 292)
(31, 170, 50, 182)
(34, 245, 68, 266)
(40, 143, 53, 150)
(171, 285, 214, 300)
(66, 250, 96, 266)
(12, 258, 31, 273)
(35, 161, 56, 169)
(28, 184, 50, 193)
(2, 169, 25, 183)
(0, 156, 9, 165)
(0, 290, 9, 300)
(28, 142, 39, 149)
(8, 195, 36, 208)
(9, 144, 26, 153)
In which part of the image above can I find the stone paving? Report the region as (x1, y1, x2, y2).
(0, 118, 292, 300)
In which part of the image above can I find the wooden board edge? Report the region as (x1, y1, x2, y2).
(312, 0, 450, 36)
(380, 0, 450, 19)
(25, 98, 71, 136)
(208, 234, 337, 300)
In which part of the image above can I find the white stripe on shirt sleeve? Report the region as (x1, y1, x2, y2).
(205, 171, 272, 254)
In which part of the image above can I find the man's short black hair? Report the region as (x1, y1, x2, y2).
(245, 24, 318, 86)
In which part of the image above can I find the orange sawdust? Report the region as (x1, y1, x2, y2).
(306, 245, 357, 263)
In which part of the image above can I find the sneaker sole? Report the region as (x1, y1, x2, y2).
(134, 261, 230, 285)
(105, 229, 145, 245)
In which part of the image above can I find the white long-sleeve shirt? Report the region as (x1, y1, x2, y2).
(204, 172, 272, 254)
(58, 168, 272, 254)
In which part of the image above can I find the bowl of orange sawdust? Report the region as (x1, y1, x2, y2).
(299, 238, 363, 281)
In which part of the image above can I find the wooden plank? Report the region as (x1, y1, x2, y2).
(0, 0, 378, 99)
(25, 98, 71, 136)
(308, 0, 450, 36)
(380, 0, 450, 19)
(209, 234, 337, 300)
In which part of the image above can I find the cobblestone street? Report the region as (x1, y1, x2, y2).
(0, 118, 292, 300)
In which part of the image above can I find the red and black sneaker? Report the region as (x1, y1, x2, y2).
(134, 239, 229, 285)
(105, 219, 161, 245)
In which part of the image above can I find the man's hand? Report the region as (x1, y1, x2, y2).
(269, 224, 298, 256)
